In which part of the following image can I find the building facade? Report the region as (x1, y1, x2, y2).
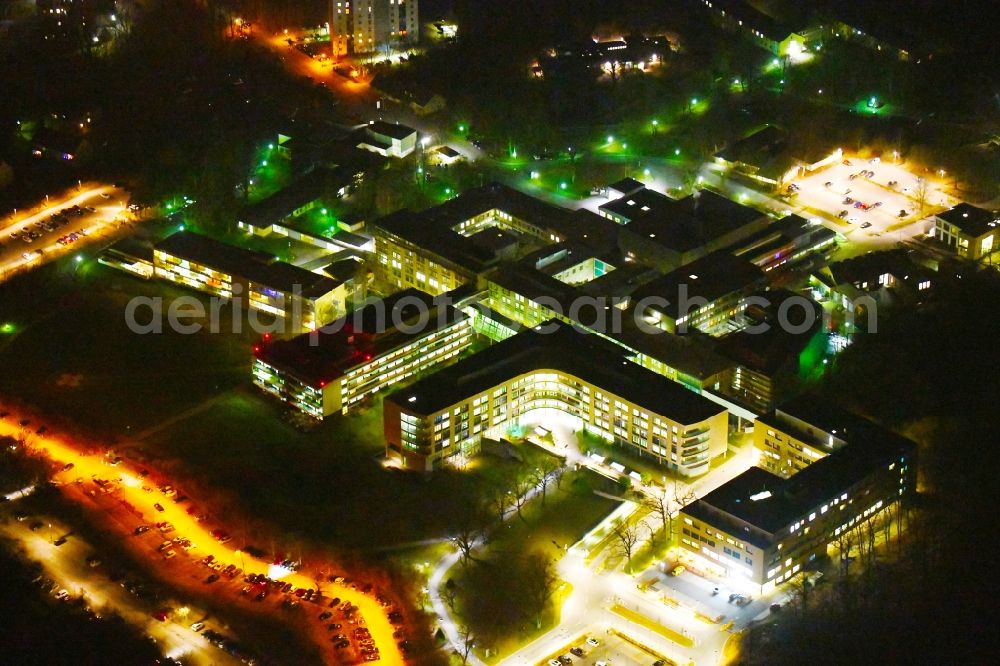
(253, 289, 473, 418)
(384, 324, 729, 472)
(329, 0, 419, 56)
(153, 231, 343, 332)
(357, 121, 418, 158)
(932, 203, 998, 261)
(679, 401, 917, 588)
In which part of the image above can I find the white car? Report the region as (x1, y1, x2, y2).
(190, 622, 205, 632)
(54, 589, 69, 601)
(586, 638, 600, 647)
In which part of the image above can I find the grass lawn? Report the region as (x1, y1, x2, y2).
(136, 388, 494, 551)
(487, 468, 620, 556)
(0, 259, 617, 559)
(0, 260, 255, 438)
(450, 468, 622, 662)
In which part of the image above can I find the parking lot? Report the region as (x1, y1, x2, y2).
(541, 630, 670, 666)
(0, 185, 130, 278)
(790, 157, 953, 248)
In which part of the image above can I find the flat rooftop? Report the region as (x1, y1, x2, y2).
(607, 177, 646, 195)
(632, 251, 763, 320)
(238, 167, 337, 228)
(607, 188, 767, 254)
(819, 249, 932, 289)
(717, 289, 825, 375)
(685, 400, 916, 545)
(714, 125, 788, 165)
(936, 203, 999, 238)
(372, 182, 621, 275)
(254, 289, 466, 387)
(388, 322, 727, 424)
(367, 121, 417, 141)
(154, 231, 339, 298)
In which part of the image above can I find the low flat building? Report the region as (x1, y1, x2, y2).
(384, 322, 729, 473)
(98, 238, 154, 279)
(434, 145, 462, 165)
(695, 0, 809, 56)
(371, 182, 619, 294)
(631, 251, 764, 336)
(357, 121, 418, 158)
(599, 188, 770, 271)
(153, 231, 344, 331)
(716, 290, 828, 414)
(237, 167, 342, 233)
(606, 177, 646, 200)
(932, 203, 998, 261)
(726, 214, 837, 272)
(679, 401, 916, 587)
(253, 289, 473, 418)
(713, 126, 842, 189)
(810, 249, 935, 313)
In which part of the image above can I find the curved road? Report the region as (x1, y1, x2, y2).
(0, 411, 405, 665)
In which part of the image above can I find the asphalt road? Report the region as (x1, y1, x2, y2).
(0, 507, 239, 665)
(0, 411, 406, 666)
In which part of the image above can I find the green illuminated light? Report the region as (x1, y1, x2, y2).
(1, 323, 14, 334)
(674, 148, 681, 156)
(559, 182, 568, 190)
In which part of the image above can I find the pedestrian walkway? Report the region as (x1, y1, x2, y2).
(610, 603, 694, 648)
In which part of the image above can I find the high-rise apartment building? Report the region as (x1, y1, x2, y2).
(329, 0, 419, 56)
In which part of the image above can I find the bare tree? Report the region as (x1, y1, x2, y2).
(487, 482, 512, 523)
(835, 529, 855, 578)
(451, 510, 488, 567)
(456, 625, 475, 665)
(521, 553, 558, 628)
(914, 177, 930, 214)
(443, 578, 458, 611)
(511, 475, 533, 521)
(531, 457, 562, 505)
(642, 481, 695, 544)
(788, 572, 813, 614)
(612, 519, 646, 573)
